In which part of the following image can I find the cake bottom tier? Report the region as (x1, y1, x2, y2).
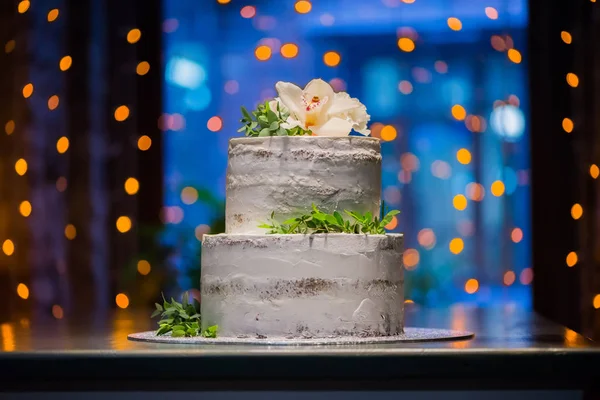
(200, 233, 404, 339)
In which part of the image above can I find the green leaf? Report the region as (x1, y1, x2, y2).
(282, 218, 297, 225)
(202, 325, 218, 338)
(266, 110, 278, 123)
(156, 324, 172, 336)
(158, 318, 174, 325)
(150, 309, 161, 318)
(237, 126, 246, 133)
(172, 325, 185, 331)
(269, 121, 279, 131)
(259, 128, 271, 137)
(364, 212, 372, 223)
(241, 106, 253, 121)
(187, 328, 198, 336)
(277, 127, 288, 136)
(325, 214, 338, 225)
(333, 211, 344, 225)
(385, 210, 401, 217)
(171, 330, 186, 337)
(182, 292, 189, 308)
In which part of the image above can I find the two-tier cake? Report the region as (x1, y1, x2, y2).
(200, 79, 404, 340)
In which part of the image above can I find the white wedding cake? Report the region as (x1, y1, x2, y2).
(200, 80, 404, 339)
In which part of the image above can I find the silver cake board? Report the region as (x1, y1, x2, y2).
(128, 327, 474, 345)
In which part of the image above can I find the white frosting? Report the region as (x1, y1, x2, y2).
(226, 136, 382, 234)
(201, 233, 404, 339)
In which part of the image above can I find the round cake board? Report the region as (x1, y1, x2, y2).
(128, 327, 474, 345)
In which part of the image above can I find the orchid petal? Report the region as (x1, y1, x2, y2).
(328, 92, 362, 116)
(275, 81, 304, 121)
(303, 79, 335, 102)
(311, 117, 353, 137)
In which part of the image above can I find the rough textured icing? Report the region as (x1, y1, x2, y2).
(225, 136, 382, 234)
(201, 233, 404, 339)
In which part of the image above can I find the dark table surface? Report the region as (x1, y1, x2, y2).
(1, 304, 599, 391)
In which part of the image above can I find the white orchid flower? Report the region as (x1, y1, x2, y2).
(274, 79, 371, 136)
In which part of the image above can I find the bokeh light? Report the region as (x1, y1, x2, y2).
(397, 38, 415, 52)
(56, 136, 69, 154)
(195, 224, 211, 241)
(561, 31, 572, 44)
(456, 148, 471, 164)
(490, 180, 505, 196)
(2, 240, 15, 256)
(417, 229, 436, 249)
(5, 40, 15, 54)
(323, 51, 341, 67)
(207, 116, 223, 132)
(380, 125, 397, 141)
(64, 224, 77, 240)
(116, 216, 132, 233)
(137, 260, 151, 276)
(138, 135, 152, 151)
(590, 164, 599, 179)
(22, 83, 33, 99)
(485, 7, 498, 19)
(451, 105, 466, 120)
(52, 305, 64, 319)
(224, 80, 239, 94)
(280, 43, 299, 58)
(56, 177, 67, 192)
(447, 17, 462, 31)
(15, 159, 27, 176)
(181, 187, 199, 205)
(48, 95, 60, 110)
(465, 279, 479, 294)
(403, 248, 420, 270)
(434, 61, 448, 73)
(566, 251, 578, 267)
(47, 9, 59, 22)
(240, 6, 256, 18)
(449, 238, 464, 254)
(116, 293, 130, 309)
(136, 61, 150, 76)
(59, 56, 72, 71)
(511, 227, 523, 243)
(17, 1, 30, 14)
(114, 105, 130, 121)
(294, 0, 312, 14)
(566, 73, 579, 87)
(520, 268, 533, 285)
(124, 178, 140, 195)
(571, 203, 583, 220)
(503, 271, 516, 286)
(593, 295, 600, 309)
(19, 201, 32, 217)
(398, 80, 413, 94)
(16, 283, 29, 300)
(466, 183, 485, 201)
(127, 29, 142, 44)
(5, 120, 15, 135)
(453, 194, 468, 211)
(562, 118, 574, 133)
(255, 45, 272, 61)
(507, 49, 522, 63)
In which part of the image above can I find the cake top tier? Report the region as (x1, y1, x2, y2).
(225, 136, 382, 234)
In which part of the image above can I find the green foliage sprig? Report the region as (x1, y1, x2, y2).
(151, 292, 218, 338)
(238, 100, 311, 137)
(258, 203, 400, 235)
